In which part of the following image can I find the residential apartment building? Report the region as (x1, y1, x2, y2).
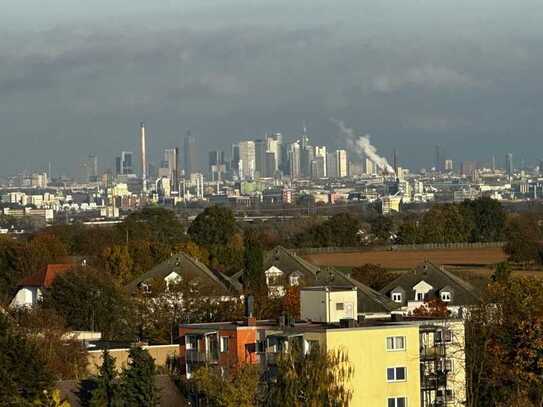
(178, 287, 466, 407)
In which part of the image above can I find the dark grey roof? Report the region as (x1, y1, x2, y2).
(316, 268, 400, 314)
(231, 246, 320, 289)
(126, 252, 238, 295)
(379, 261, 480, 306)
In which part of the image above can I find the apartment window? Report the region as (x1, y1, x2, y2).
(436, 328, 453, 343)
(220, 336, 229, 352)
(386, 336, 406, 351)
(186, 335, 198, 350)
(392, 293, 402, 303)
(388, 397, 407, 407)
(439, 358, 453, 373)
(387, 367, 407, 382)
(441, 292, 451, 302)
(336, 302, 344, 311)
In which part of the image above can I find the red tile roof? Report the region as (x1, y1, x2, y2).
(18, 264, 74, 288)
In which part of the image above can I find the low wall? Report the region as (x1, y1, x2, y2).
(87, 344, 179, 375)
(294, 242, 505, 256)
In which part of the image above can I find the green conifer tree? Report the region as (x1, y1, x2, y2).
(120, 347, 158, 407)
(89, 349, 122, 407)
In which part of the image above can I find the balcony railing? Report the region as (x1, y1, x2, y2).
(185, 349, 219, 364)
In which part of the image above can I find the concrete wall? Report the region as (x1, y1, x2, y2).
(87, 344, 179, 375)
(324, 325, 421, 407)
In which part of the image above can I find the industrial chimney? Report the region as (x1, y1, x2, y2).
(140, 122, 147, 193)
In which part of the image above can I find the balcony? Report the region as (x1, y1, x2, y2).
(420, 346, 446, 361)
(185, 349, 219, 364)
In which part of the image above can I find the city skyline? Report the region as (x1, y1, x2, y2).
(1, 0, 543, 175)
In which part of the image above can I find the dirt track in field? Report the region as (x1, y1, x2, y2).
(302, 247, 508, 269)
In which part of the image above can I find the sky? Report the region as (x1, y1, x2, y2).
(1, 0, 543, 176)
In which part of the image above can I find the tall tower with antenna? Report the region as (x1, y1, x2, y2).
(140, 122, 147, 193)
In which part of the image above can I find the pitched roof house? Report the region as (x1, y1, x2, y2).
(10, 263, 74, 308)
(231, 246, 396, 316)
(126, 252, 239, 296)
(380, 261, 480, 315)
(231, 246, 320, 296)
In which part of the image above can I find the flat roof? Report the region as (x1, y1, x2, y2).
(179, 316, 462, 334)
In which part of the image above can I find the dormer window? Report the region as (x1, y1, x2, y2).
(392, 293, 402, 303)
(416, 293, 425, 301)
(441, 292, 451, 302)
(289, 275, 300, 286)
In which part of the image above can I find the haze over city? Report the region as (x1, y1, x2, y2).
(2, 0, 543, 174)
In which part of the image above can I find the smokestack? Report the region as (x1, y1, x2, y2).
(140, 122, 147, 193)
(393, 149, 398, 177)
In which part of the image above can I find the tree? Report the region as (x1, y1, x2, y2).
(188, 206, 237, 247)
(121, 347, 159, 407)
(243, 232, 266, 296)
(350, 264, 398, 291)
(190, 364, 261, 407)
(0, 313, 54, 405)
(88, 349, 122, 407)
(412, 298, 449, 317)
(293, 213, 361, 248)
(265, 341, 353, 406)
(461, 197, 507, 242)
(101, 245, 134, 283)
(11, 307, 88, 380)
(369, 215, 394, 242)
(504, 214, 542, 265)
(418, 204, 474, 243)
(466, 277, 543, 406)
(43, 267, 134, 340)
(282, 286, 301, 319)
(117, 207, 186, 246)
(395, 217, 419, 244)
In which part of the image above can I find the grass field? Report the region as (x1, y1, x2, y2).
(302, 247, 508, 270)
(304, 248, 542, 291)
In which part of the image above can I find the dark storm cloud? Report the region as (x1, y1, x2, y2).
(1, 0, 543, 174)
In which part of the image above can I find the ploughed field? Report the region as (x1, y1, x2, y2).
(302, 247, 508, 270)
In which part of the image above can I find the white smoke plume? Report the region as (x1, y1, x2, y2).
(332, 119, 395, 174)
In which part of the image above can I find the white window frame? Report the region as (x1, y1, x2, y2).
(387, 396, 408, 407)
(220, 336, 229, 353)
(392, 293, 402, 303)
(416, 292, 425, 301)
(386, 366, 407, 382)
(386, 336, 406, 351)
(441, 292, 451, 302)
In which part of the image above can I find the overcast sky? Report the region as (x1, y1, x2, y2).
(1, 0, 543, 175)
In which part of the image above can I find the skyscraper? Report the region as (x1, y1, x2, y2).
(287, 141, 301, 179)
(87, 154, 98, 182)
(238, 140, 256, 180)
(163, 148, 179, 191)
(183, 130, 197, 176)
(254, 139, 267, 178)
(336, 149, 348, 177)
(327, 152, 338, 178)
(115, 151, 134, 176)
(506, 153, 513, 178)
(209, 150, 226, 182)
(314, 146, 327, 177)
(265, 133, 282, 171)
(140, 122, 147, 192)
(435, 146, 442, 172)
